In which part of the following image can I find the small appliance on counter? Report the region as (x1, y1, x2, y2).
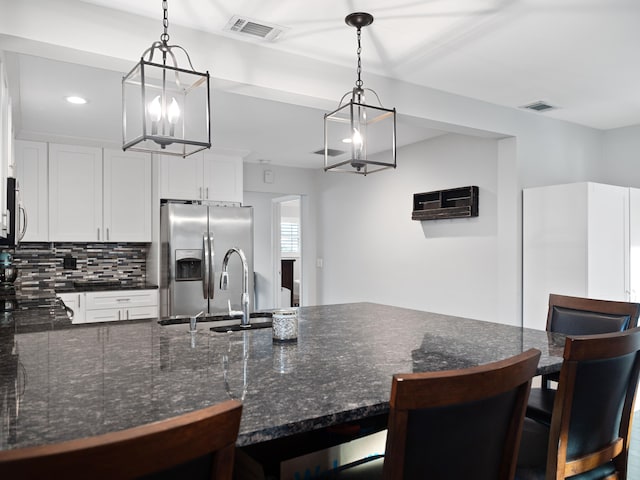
(0, 252, 18, 286)
(0, 252, 19, 318)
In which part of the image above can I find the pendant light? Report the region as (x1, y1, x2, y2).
(122, 0, 211, 157)
(324, 12, 397, 175)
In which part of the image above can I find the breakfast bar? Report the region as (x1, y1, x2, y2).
(0, 302, 565, 453)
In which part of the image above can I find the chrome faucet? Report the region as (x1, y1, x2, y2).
(220, 247, 250, 327)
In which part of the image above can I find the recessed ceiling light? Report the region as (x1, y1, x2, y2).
(65, 96, 88, 105)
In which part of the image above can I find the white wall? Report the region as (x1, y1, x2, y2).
(0, 0, 613, 326)
(600, 125, 640, 187)
(317, 133, 501, 321)
(243, 191, 281, 310)
(244, 163, 319, 307)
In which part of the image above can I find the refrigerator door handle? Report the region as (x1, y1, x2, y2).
(203, 234, 210, 300)
(209, 235, 215, 299)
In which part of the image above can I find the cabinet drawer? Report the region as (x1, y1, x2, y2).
(83, 308, 121, 323)
(85, 289, 158, 310)
(126, 305, 158, 320)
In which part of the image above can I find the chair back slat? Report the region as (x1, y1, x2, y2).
(546, 328, 640, 479)
(383, 348, 541, 480)
(0, 399, 243, 480)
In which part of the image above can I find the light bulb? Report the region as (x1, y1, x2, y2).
(167, 98, 180, 124)
(352, 128, 363, 148)
(148, 96, 162, 122)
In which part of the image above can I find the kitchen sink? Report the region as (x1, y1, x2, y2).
(158, 312, 273, 331)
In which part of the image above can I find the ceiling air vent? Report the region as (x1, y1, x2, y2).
(314, 148, 345, 157)
(520, 101, 557, 113)
(224, 15, 286, 41)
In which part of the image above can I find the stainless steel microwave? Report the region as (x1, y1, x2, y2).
(0, 177, 26, 247)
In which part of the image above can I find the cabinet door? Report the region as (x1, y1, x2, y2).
(158, 153, 203, 200)
(202, 153, 243, 203)
(15, 140, 49, 241)
(630, 188, 640, 302)
(103, 149, 151, 242)
(586, 183, 629, 301)
(57, 292, 85, 324)
(49, 144, 103, 241)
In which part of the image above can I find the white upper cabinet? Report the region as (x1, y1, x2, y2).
(49, 143, 103, 242)
(158, 153, 203, 200)
(202, 153, 243, 204)
(103, 149, 151, 242)
(15, 140, 49, 241)
(159, 151, 243, 203)
(49, 144, 152, 243)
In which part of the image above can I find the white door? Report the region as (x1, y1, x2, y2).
(586, 183, 629, 301)
(629, 188, 640, 302)
(103, 149, 151, 242)
(15, 140, 49, 241)
(49, 144, 103, 242)
(158, 153, 203, 200)
(272, 195, 303, 308)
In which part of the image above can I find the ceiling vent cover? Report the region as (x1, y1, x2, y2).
(520, 101, 557, 112)
(224, 15, 286, 41)
(314, 148, 345, 157)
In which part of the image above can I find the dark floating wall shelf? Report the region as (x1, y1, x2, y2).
(412, 186, 479, 221)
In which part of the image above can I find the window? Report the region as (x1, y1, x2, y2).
(281, 221, 300, 255)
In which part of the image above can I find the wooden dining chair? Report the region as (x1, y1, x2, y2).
(526, 293, 640, 426)
(0, 399, 242, 480)
(334, 348, 541, 480)
(516, 328, 640, 480)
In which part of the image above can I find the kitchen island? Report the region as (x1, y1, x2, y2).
(0, 302, 565, 453)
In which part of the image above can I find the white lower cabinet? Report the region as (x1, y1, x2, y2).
(59, 289, 158, 325)
(57, 292, 85, 324)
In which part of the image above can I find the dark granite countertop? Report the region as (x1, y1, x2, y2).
(0, 302, 565, 451)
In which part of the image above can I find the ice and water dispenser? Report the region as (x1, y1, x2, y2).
(175, 250, 203, 281)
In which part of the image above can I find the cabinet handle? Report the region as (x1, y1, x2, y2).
(97, 228, 100, 240)
(126, 310, 130, 320)
(118, 310, 121, 320)
(206, 187, 209, 199)
(199, 187, 203, 199)
(78, 294, 81, 309)
(107, 228, 110, 241)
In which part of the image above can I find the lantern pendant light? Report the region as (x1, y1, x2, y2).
(122, 0, 211, 157)
(324, 12, 397, 175)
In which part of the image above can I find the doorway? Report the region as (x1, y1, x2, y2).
(272, 195, 302, 309)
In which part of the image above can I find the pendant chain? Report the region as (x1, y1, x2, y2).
(161, 0, 170, 44)
(356, 27, 363, 88)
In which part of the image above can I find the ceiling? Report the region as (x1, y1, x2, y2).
(6, 0, 640, 168)
(76, 0, 640, 130)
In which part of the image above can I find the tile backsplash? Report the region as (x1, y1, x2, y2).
(6, 242, 150, 299)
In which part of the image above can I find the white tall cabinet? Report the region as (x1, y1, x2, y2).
(523, 182, 635, 330)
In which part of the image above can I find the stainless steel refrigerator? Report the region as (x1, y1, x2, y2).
(160, 202, 254, 318)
